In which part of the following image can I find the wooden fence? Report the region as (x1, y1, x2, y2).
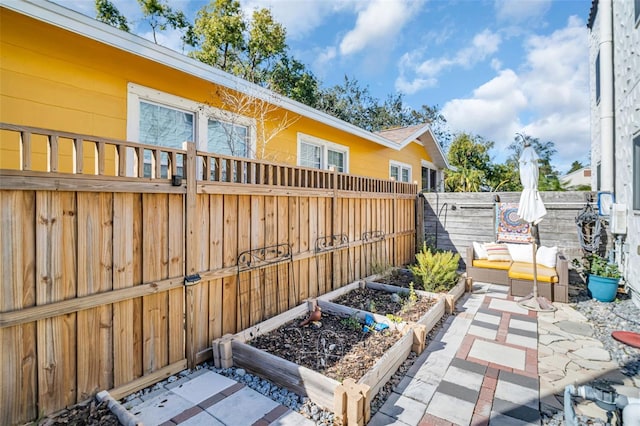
(0, 123, 418, 425)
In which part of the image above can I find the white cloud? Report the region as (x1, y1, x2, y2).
(339, 0, 422, 56)
(241, 0, 351, 40)
(441, 17, 589, 170)
(442, 69, 526, 144)
(494, 0, 552, 23)
(395, 29, 501, 94)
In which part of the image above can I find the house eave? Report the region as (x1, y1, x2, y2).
(402, 125, 450, 170)
(4, 0, 401, 150)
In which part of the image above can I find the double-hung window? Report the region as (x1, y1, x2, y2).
(127, 83, 255, 178)
(390, 160, 411, 183)
(298, 134, 348, 172)
(138, 100, 193, 178)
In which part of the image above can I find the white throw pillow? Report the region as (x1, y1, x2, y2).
(506, 243, 534, 263)
(537, 246, 558, 268)
(483, 243, 512, 262)
(473, 241, 488, 260)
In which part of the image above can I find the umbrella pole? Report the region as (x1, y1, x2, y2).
(518, 224, 556, 312)
(532, 240, 538, 299)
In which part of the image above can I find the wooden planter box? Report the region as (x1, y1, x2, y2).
(211, 276, 447, 425)
(318, 279, 445, 349)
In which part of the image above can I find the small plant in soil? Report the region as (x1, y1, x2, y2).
(385, 313, 403, 323)
(341, 315, 362, 331)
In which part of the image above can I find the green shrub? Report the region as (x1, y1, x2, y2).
(409, 243, 460, 292)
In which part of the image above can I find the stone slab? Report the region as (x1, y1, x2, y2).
(468, 340, 526, 370)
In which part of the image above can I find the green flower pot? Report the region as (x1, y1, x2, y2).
(587, 274, 620, 302)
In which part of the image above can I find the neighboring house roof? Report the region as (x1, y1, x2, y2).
(560, 167, 592, 188)
(377, 124, 449, 169)
(4, 0, 448, 168)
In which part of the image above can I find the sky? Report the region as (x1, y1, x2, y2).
(54, 0, 592, 174)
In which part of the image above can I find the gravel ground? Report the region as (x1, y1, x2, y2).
(542, 284, 640, 426)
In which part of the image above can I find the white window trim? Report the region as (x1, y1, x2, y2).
(126, 83, 257, 172)
(296, 133, 349, 172)
(389, 160, 412, 183)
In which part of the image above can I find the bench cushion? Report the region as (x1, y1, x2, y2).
(508, 261, 559, 283)
(472, 259, 512, 270)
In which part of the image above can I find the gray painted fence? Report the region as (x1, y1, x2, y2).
(420, 191, 595, 270)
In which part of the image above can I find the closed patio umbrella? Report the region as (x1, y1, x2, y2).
(516, 139, 555, 312)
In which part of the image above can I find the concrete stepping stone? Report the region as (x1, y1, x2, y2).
(556, 320, 593, 336)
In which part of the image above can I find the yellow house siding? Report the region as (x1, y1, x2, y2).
(1, 9, 437, 184)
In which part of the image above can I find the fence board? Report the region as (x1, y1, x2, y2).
(36, 191, 77, 414)
(222, 195, 238, 334)
(0, 191, 36, 425)
(307, 197, 318, 298)
(77, 192, 114, 399)
(113, 193, 135, 387)
(208, 194, 224, 342)
(192, 194, 210, 357)
(263, 196, 278, 318)
(299, 197, 309, 301)
(277, 196, 289, 312)
(250, 195, 265, 325)
(288, 197, 300, 305)
(168, 194, 184, 364)
(237, 195, 251, 330)
(142, 194, 169, 374)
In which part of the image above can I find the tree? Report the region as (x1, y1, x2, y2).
(444, 133, 495, 192)
(137, 0, 193, 49)
(315, 76, 451, 142)
(568, 160, 584, 174)
(211, 87, 300, 161)
(95, 0, 130, 32)
(506, 134, 562, 191)
(243, 8, 287, 83)
(267, 56, 320, 106)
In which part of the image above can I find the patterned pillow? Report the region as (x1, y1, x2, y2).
(483, 243, 512, 262)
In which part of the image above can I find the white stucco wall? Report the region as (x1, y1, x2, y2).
(590, 0, 640, 302)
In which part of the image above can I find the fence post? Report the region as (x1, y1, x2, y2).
(185, 142, 197, 369)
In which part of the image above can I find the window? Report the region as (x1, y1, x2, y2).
(390, 161, 411, 183)
(634, 134, 640, 210)
(595, 51, 601, 104)
(208, 119, 249, 157)
(297, 134, 348, 172)
(139, 100, 193, 178)
(421, 166, 438, 192)
(127, 83, 255, 177)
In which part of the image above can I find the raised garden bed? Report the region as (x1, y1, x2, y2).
(211, 274, 465, 425)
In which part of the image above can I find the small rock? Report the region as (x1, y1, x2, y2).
(236, 368, 246, 377)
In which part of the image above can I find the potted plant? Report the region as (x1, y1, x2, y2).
(586, 254, 621, 302)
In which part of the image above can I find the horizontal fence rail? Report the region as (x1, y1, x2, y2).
(0, 122, 418, 425)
